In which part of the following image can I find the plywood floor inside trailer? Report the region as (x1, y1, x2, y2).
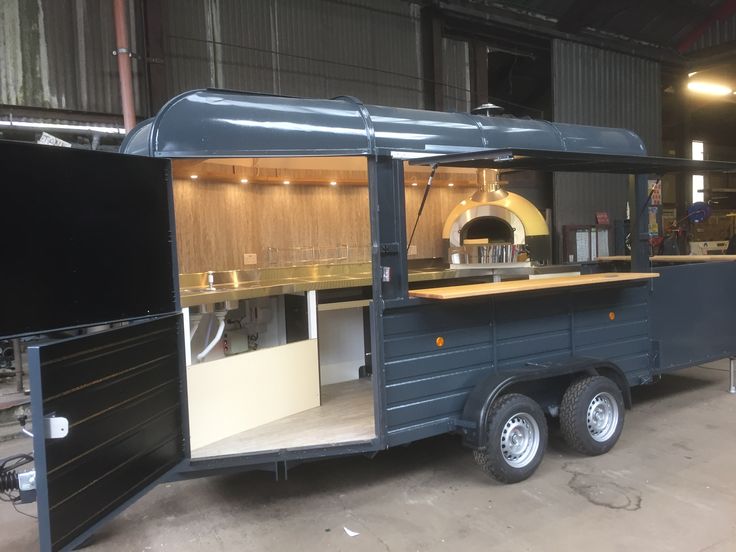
(191, 378, 375, 458)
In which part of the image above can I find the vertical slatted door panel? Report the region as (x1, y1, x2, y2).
(29, 315, 185, 552)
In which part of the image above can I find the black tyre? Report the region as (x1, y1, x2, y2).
(560, 375, 625, 456)
(473, 393, 548, 484)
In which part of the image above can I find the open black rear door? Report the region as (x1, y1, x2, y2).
(29, 315, 186, 552)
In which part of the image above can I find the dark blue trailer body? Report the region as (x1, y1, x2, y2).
(381, 283, 652, 447)
(4, 91, 736, 551)
(652, 262, 736, 373)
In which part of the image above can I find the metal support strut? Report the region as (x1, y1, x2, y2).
(730, 358, 736, 394)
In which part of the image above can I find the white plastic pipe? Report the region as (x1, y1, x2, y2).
(189, 315, 202, 342)
(197, 315, 225, 362)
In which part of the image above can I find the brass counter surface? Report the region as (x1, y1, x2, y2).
(179, 263, 496, 307)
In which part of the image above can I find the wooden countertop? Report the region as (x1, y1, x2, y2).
(597, 255, 736, 263)
(408, 272, 658, 300)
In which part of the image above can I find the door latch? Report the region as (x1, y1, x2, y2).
(44, 416, 69, 439)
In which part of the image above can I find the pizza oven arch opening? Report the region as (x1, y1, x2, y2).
(460, 216, 514, 245)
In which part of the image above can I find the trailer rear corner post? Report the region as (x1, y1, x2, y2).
(730, 358, 736, 394)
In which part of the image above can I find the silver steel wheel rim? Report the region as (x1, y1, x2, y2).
(500, 412, 540, 468)
(587, 392, 619, 442)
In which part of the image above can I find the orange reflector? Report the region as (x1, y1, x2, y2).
(436, 336, 445, 347)
(609, 311, 616, 321)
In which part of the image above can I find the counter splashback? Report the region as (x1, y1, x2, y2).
(173, 178, 472, 273)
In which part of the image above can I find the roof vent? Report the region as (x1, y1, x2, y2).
(471, 103, 505, 117)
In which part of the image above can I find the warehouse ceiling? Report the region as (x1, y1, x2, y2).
(437, 0, 736, 61)
(431, 0, 736, 146)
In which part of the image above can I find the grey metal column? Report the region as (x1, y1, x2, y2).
(368, 157, 409, 302)
(730, 358, 736, 394)
(629, 173, 650, 273)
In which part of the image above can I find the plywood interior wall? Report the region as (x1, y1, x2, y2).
(173, 177, 472, 273)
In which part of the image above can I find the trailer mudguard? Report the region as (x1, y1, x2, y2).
(459, 357, 631, 448)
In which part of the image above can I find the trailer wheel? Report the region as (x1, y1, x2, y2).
(473, 393, 548, 484)
(560, 376, 624, 456)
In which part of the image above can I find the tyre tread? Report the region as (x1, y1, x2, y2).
(559, 375, 623, 456)
(473, 393, 547, 484)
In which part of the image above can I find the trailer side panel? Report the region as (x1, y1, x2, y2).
(652, 262, 736, 372)
(382, 283, 652, 446)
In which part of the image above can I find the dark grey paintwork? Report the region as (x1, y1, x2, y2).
(120, 89, 648, 158)
(381, 284, 652, 447)
(652, 262, 736, 372)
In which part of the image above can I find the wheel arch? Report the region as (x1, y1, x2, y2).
(460, 357, 631, 449)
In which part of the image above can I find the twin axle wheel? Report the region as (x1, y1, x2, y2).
(473, 376, 625, 484)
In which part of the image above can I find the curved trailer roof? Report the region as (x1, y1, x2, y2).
(121, 89, 648, 159)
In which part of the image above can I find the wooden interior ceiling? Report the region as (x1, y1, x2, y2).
(172, 157, 480, 187)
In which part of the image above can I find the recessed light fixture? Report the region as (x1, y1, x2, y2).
(687, 81, 733, 96)
(190, 175, 198, 180)
(330, 181, 337, 186)
(283, 180, 290, 185)
(411, 182, 418, 187)
(240, 178, 248, 184)
(448, 182, 454, 187)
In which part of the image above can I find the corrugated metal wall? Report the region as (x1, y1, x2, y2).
(687, 13, 736, 52)
(0, 0, 144, 114)
(552, 39, 662, 259)
(164, 0, 425, 108)
(441, 37, 471, 112)
(0, 0, 427, 118)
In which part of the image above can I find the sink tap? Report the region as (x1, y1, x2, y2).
(206, 271, 216, 291)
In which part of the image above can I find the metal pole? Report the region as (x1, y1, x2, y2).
(12, 339, 23, 393)
(730, 358, 736, 394)
(113, 0, 136, 132)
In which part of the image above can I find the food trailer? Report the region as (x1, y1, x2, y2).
(2, 89, 736, 551)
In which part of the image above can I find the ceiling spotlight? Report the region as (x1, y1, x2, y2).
(687, 81, 732, 96)
(330, 181, 337, 186)
(240, 178, 248, 184)
(448, 182, 454, 187)
(411, 182, 418, 187)
(190, 175, 198, 180)
(283, 180, 290, 185)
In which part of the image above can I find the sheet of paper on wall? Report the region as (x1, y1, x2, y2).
(597, 229, 610, 257)
(648, 179, 662, 206)
(648, 206, 659, 235)
(576, 229, 590, 262)
(591, 228, 599, 260)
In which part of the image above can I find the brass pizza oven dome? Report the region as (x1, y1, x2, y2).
(443, 172, 551, 266)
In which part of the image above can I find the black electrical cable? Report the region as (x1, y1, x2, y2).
(407, 164, 438, 252)
(0, 453, 33, 506)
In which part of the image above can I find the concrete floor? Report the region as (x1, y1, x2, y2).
(2, 362, 735, 551)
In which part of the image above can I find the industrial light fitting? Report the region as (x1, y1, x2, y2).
(0, 119, 126, 134)
(687, 81, 733, 96)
